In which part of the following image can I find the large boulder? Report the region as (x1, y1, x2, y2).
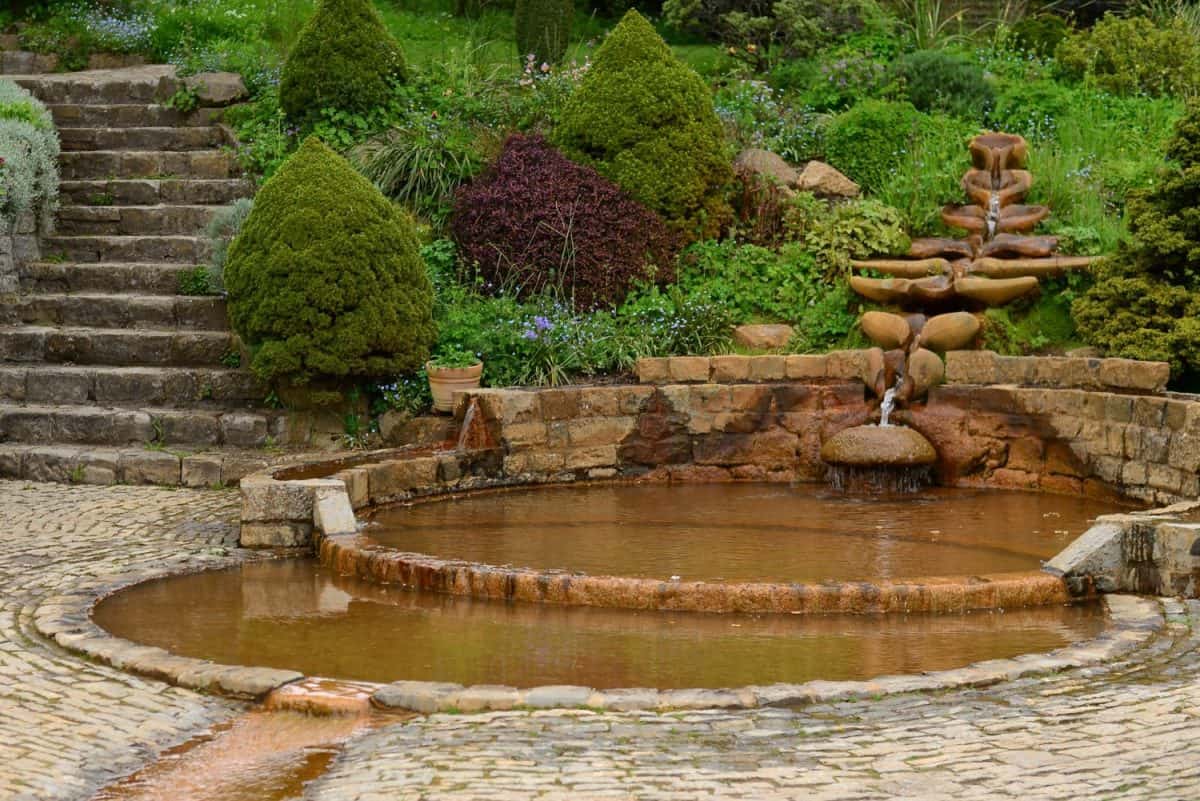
(796, 161, 860, 198)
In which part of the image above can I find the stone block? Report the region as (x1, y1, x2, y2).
(367, 457, 439, 499)
(181, 454, 222, 488)
(539, 388, 580, 420)
(688, 384, 730, 413)
(710, 355, 750, 383)
(23, 447, 81, 483)
(566, 416, 636, 447)
(1006, 437, 1044, 473)
(785, 354, 826, 379)
(667, 356, 711, 383)
(373, 681, 463, 714)
(1148, 463, 1183, 494)
(944, 350, 997, 384)
(220, 412, 268, 448)
(564, 445, 618, 470)
(524, 685, 594, 709)
(993, 355, 1035, 385)
(575, 387, 622, 417)
(1133, 397, 1167, 428)
(503, 451, 565, 475)
(118, 450, 180, 485)
(447, 685, 523, 712)
(747, 355, 786, 381)
(1105, 394, 1134, 423)
(825, 349, 868, 381)
(616, 386, 655, 414)
(501, 421, 548, 448)
(693, 428, 798, 467)
(1098, 358, 1170, 393)
(334, 468, 370, 509)
(240, 522, 312, 548)
(26, 369, 90, 404)
(636, 357, 670, 384)
(475, 389, 539, 425)
(313, 488, 357, 536)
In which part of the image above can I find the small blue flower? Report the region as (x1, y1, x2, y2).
(522, 329, 538, 340)
(533, 315, 553, 331)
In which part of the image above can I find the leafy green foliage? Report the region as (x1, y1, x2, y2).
(1010, 13, 1068, 58)
(0, 80, 58, 233)
(555, 10, 732, 242)
(1056, 14, 1200, 98)
(1074, 103, 1200, 380)
(784, 195, 910, 279)
(279, 0, 407, 124)
(204, 198, 254, 293)
(892, 49, 992, 121)
(514, 0, 573, 65)
(177, 266, 219, 297)
(675, 241, 818, 323)
(224, 138, 436, 386)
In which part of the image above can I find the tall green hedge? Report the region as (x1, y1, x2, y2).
(1073, 104, 1200, 383)
(514, 0, 573, 65)
(224, 138, 435, 387)
(279, 0, 406, 124)
(554, 10, 732, 242)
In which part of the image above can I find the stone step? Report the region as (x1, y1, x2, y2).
(21, 262, 204, 295)
(1, 293, 227, 330)
(59, 179, 252, 206)
(0, 50, 59, 75)
(11, 66, 179, 105)
(41, 235, 211, 263)
(0, 326, 233, 366)
(0, 443, 274, 487)
(56, 205, 218, 236)
(0, 365, 264, 407)
(59, 126, 226, 152)
(0, 402, 283, 448)
(49, 103, 224, 129)
(58, 149, 238, 180)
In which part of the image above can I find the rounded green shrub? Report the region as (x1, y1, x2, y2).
(892, 50, 992, 121)
(1056, 14, 1200, 98)
(224, 137, 436, 387)
(1073, 103, 1200, 382)
(1011, 13, 1069, 58)
(554, 9, 732, 242)
(279, 0, 407, 124)
(514, 0, 574, 65)
(822, 99, 926, 194)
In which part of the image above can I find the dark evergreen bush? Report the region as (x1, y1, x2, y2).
(279, 0, 406, 124)
(514, 0, 573, 65)
(1073, 104, 1200, 381)
(451, 133, 675, 310)
(822, 99, 927, 194)
(554, 10, 732, 242)
(892, 50, 993, 120)
(224, 137, 436, 386)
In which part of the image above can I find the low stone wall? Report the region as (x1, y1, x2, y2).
(0, 212, 40, 296)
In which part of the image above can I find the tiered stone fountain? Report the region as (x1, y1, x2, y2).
(821, 133, 1094, 487)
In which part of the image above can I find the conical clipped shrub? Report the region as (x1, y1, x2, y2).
(515, 0, 574, 65)
(554, 10, 732, 241)
(1073, 103, 1200, 383)
(224, 138, 436, 387)
(279, 0, 406, 123)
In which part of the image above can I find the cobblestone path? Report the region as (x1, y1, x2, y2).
(0, 480, 243, 801)
(5, 479, 1200, 801)
(305, 600, 1200, 801)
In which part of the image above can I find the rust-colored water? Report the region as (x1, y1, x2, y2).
(365, 484, 1128, 582)
(95, 559, 1106, 689)
(88, 709, 367, 801)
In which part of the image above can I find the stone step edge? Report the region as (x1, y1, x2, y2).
(0, 443, 276, 488)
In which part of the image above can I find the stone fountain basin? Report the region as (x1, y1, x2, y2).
(820, 424, 937, 467)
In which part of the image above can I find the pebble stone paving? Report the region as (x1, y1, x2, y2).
(4, 479, 1200, 801)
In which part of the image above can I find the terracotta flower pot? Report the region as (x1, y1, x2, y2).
(426, 361, 483, 413)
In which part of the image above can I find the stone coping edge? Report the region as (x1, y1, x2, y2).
(30, 557, 305, 702)
(369, 594, 1164, 713)
(318, 523, 1074, 616)
(634, 351, 1170, 395)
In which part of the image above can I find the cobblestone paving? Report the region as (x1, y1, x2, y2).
(0, 480, 244, 801)
(305, 609, 1200, 800)
(6, 479, 1200, 801)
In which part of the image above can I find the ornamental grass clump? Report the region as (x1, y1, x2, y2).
(0, 79, 58, 234)
(224, 137, 436, 388)
(451, 133, 675, 310)
(514, 0, 574, 66)
(279, 0, 407, 124)
(1073, 103, 1200, 383)
(554, 10, 732, 242)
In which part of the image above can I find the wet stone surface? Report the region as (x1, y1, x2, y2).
(0, 480, 245, 801)
(3, 479, 1200, 800)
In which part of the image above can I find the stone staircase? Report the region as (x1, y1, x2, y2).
(0, 62, 286, 486)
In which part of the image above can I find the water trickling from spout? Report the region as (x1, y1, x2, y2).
(985, 191, 1000, 241)
(879, 372, 904, 427)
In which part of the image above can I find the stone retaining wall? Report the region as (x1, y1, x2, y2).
(0, 212, 40, 295)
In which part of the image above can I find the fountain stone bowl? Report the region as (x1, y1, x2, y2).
(820, 424, 938, 468)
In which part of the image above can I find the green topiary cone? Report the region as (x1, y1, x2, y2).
(224, 137, 436, 387)
(279, 0, 407, 124)
(554, 10, 732, 242)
